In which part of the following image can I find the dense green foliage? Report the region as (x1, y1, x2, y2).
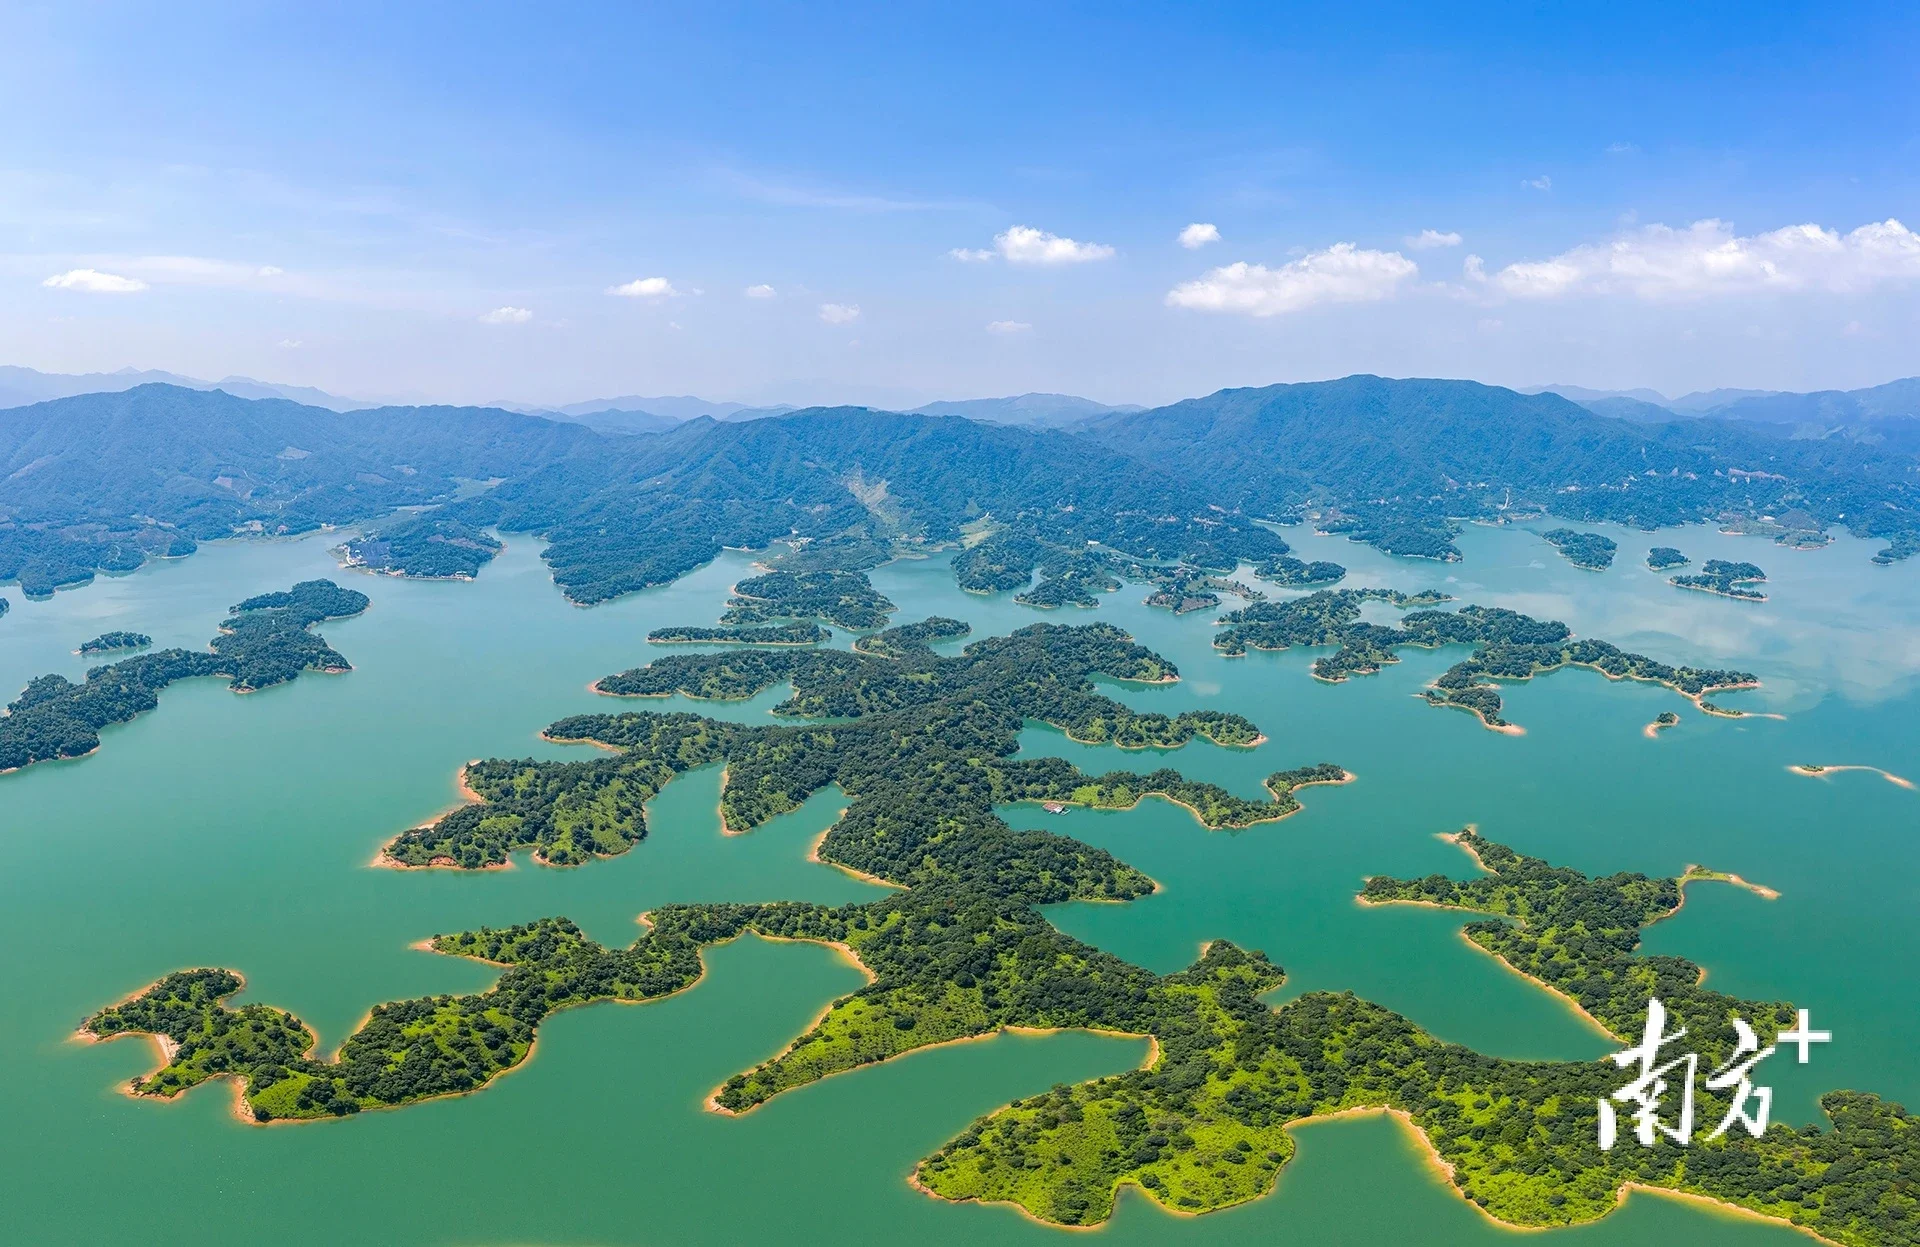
(1082, 374, 1920, 565)
(14, 378, 1919, 613)
(78, 631, 151, 653)
(1646, 546, 1690, 570)
(0, 580, 367, 773)
(646, 623, 828, 645)
(0, 384, 588, 593)
(1672, 559, 1769, 601)
(1214, 590, 1753, 729)
(1542, 528, 1618, 570)
(386, 621, 1269, 871)
(1254, 555, 1347, 586)
(93, 820, 1920, 1244)
(337, 513, 504, 579)
(721, 570, 896, 630)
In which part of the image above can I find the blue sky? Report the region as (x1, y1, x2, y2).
(4, 1, 1918, 407)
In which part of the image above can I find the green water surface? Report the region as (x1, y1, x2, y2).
(1, 520, 1911, 1245)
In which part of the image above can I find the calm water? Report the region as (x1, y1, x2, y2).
(1, 520, 1912, 1245)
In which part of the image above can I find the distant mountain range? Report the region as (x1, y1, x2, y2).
(1527, 379, 1920, 426)
(0, 365, 377, 412)
(5, 375, 1919, 606)
(517, 391, 1141, 434)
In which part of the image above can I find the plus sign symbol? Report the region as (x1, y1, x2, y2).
(1777, 1009, 1832, 1063)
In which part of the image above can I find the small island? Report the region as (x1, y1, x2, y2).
(1254, 555, 1347, 587)
(1789, 763, 1916, 789)
(722, 569, 896, 630)
(0, 580, 368, 774)
(1645, 710, 1681, 737)
(78, 631, 152, 654)
(647, 623, 827, 646)
(337, 513, 503, 580)
(1647, 546, 1690, 570)
(1211, 587, 1752, 733)
(1671, 559, 1768, 601)
(1542, 528, 1618, 570)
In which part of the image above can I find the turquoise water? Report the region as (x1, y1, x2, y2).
(0, 520, 1910, 1244)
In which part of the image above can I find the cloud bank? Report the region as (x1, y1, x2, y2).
(43, 268, 147, 293)
(1166, 243, 1418, 316)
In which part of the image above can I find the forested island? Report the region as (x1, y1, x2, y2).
(1647, 546, 1690, 570)
(78, 631, 151, 654)
(1542, 528, 1618, 570)
(87, 706, 1918, 1247)
(385, 620, 1270, 869)
(0, 580, 367, 773)
(1254, 555, 1346, 587)
(337, 513, 504, 580)
(721, 570, 895, 630)
(647, 623, 828, 646)
(1213, 588, 1755, 731)
(1672, 559, 1769, 601)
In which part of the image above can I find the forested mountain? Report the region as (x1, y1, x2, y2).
(1081, 375, 1920, 561)
(0, 384, 592, 594)
(0, 364, 370, 412)
(454, 406, 1282, 603)
(1530, 377, 1920, 426)
(5, 373, 1919, 608)
(907, 393, 1142, 428)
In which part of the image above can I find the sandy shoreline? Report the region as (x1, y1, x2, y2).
(370, 762, 517, 870)
(1788, 763, 1915, 789)
(804, 828, 899, 888)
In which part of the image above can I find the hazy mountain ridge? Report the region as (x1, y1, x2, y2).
(4, 374, 1919, 604)
(0, 365, 376, 412)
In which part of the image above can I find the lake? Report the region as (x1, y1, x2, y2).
(1, 519, 1911, 1245)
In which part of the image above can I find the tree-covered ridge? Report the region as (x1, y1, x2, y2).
(337, 512, 504, 580)
(1542, 528, 1618, 570)
(1083, 374, 1920, 566)
(721, 570, 896, 630)
(78, 631, 151, 653)
(1360, 829, 1780, 1042)
(647, 623, 828, 646)
(90, 831, 1920, 1245)
(952, 520, 1285, 614)
(1647, 546, 1690, 570)
(1672, 559, 1769, 601)
(1254, 555, 1347, 586)
(382, 621, 1273, 872)
(1214, 590, 1756, 731)
(0, 579, 368, 773)
(0, 385, 591, 596)
(851, 615, 969, 657)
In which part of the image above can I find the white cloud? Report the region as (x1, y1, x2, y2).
(607, 276, 680, 298)
(986, 320, 1032, 334)
(480, 306, 532, 324)
(1606, 142, 1639, 155)
(1492, 218, 1920, 300)
(1165, 243, 1418, 316)
(818, 302, 860, 324)
(1406, 229, 1463, 250)
(258, 265, 284, 277)
(948, 247, 995, 263)
(994, 225, 1114, 265)
(277, 339, 303, 348)
(1178, 222, 1221, 249)
(42, 268, 147, 293)
(1463, 254, 1486, 282)
(744, 284, 777, 298)
(1524, 175, 1553, 191)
